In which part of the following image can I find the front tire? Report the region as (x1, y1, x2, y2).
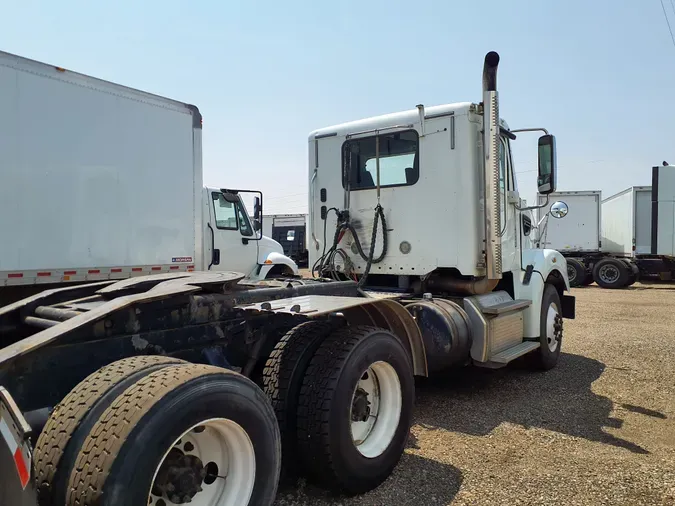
(296, 326, 414, 495)
(527, 284, 563, 370)
(66, 364, 281, 506)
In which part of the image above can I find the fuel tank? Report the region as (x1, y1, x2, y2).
(405, 297, 472, 373)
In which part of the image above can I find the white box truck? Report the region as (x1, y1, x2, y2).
(0, 50, 298, 305)
(262, 214, 308, 267)
(536, 165, 675, 288)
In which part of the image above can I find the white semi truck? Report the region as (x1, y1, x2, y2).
(0, 52, 574, 506)
(536, 165, 675, 288)
(0, 50, 298, 306)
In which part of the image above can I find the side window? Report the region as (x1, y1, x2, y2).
(236, 203, 253, 237)
(212, 193, 238, 230)
(342, 130, 419, 190)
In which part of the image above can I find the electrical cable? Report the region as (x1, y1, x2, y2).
(660, 0, 675, 50)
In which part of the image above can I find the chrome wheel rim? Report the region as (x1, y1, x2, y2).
(148, 418, 255, 506)
(598, 264, 620, 284)
(545, 302, 562, 352)
(349, 361, 402, 458)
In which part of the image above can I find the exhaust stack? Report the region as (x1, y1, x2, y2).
(482, 51, 502, 280)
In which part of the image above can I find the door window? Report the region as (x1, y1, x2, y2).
(212, 193, 238, 230)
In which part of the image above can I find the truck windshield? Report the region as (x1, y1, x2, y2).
(342, 130, 419, 190)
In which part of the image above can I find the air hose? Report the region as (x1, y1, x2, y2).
(313, 204, 388, 287)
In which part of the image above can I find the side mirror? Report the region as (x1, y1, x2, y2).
(550, 200, 568, 219)
(537, 134, 557, 194)
(253, 196, 263, 238)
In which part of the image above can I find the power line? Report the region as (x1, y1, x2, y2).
(660, 0, 675, 50)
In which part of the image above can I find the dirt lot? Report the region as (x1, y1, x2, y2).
(274, 283, 675, 506)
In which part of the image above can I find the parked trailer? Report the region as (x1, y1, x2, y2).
(262, 214, 309, 267)
(0, 50, 297, 307)
(536, 165, 675, 288)
(1, 52, 575, 506)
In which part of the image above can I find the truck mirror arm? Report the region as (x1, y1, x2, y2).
(515, 194, 550, 212)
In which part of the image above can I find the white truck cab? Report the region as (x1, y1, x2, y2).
(204, 187, 298, 280)
(308, 52, 574, 350)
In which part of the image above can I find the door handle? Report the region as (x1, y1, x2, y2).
(207, 223, 220, 268)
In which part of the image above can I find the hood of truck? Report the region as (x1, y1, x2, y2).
(257, 235, 285, 263)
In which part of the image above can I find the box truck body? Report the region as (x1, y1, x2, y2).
(0, 50, 297, 302)
(536, 165, 675, 288)
(537, 191, 601, 253)
(601, 186, 652, 256)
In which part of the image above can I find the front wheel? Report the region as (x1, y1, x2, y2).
(527, 284, 563, 370)
(296, 326, 414, 495)
(66, 364, 281, 506)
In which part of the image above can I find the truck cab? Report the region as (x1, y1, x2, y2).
(203, 187, 299, 279)
(308, 52, 574, 349)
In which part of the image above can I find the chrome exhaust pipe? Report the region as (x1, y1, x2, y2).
(482, 51, 502, 280)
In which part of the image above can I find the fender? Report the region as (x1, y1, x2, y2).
(254, 252, 299, 280)
(515, 248, 571, 338)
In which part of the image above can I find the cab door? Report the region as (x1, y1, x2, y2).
(207, 190, 258, 275)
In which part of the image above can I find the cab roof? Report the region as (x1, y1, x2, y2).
(309, 102, 475, 140)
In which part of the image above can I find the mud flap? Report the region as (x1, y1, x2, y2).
(561, 294, 576, 319)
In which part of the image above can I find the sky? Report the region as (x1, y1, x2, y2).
(3, 0, 675, 214)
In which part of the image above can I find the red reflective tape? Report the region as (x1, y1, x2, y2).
(64, 271, 76, 275)
(88, 269, 100, 274)
(170, 266, 179, 270)
(13, 448, 29, 489)
(132, 268, 143, 272)
(187, 266, 195, 269)
(8, 273, 23, 279)
(151, 266, 161, 271)
(111, 268, 122, 273)
(37, 272, 51, 277)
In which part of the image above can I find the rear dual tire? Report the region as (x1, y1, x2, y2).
(593, 258, 632, 289)
(66, 364, 281, 506)
(34, 356, 187, 506)
(296, 326, 415, 495)
(565, 258, 586, 287)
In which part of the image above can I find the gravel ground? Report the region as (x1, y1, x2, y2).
(273, 282, 675, 506)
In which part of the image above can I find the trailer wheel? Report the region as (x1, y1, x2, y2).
(262, 320, 340, 484)
(565, 258, 585, 287)
(593, 257, 629, 289)
(33, 355, 186, 506)
(66, 364, 280, 506)
(581, 272, 595, 286)
(620, 259, 639, 286)
(296, 326, 414, 495)
(527, 284, 562, 370)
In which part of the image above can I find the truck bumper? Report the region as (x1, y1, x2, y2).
(0, 387, 36, 506)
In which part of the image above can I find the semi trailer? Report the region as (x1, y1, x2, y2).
(536, 165, 675, 288)
(0, 51, 575, 506)
(261, 214, 309, 267)
(0, 50, 298, 307)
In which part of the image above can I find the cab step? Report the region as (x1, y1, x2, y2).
(481, 298, 531, 315)
(489, 341, 540, 363)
